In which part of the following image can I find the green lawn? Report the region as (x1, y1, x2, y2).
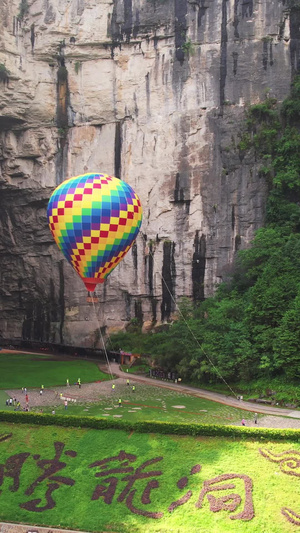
(0, 351, 298, 531)
(0, 390, 10, 407)
(0, 352, 109, 389)
(33, 383, 261, 426)
(0, 352, 259, 425)
(0, 421, 298, 532)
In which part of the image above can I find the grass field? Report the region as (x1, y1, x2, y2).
(0, 350, 299, 531)
(32, 383, 258, 426)
(0, 351, 259, 425)
(0, 421, 299, 532)
(0, 352, 109, 389)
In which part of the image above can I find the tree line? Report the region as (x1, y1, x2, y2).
(109, 77, 300, 387)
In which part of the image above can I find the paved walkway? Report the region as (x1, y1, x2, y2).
(0, 523, 94, 533)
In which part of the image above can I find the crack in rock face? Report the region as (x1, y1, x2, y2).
(0, 0, 292, 343)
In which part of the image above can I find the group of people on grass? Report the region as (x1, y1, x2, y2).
(6, 396, 26, 411)
(6, 375, 139, 413)
(113, 379, 136, 408)
(5, 377, 260, 425)
(6, 397, 20, 409)
(112, 380, 135, 392)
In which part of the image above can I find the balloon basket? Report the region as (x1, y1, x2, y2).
(86, 296, 99, 303)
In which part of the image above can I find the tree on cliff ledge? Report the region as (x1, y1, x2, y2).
(110, 76, 300, 386)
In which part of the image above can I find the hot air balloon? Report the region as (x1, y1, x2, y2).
(47, 172, 143, 292)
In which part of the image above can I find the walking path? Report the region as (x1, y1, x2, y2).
(0, 523, 94, 533)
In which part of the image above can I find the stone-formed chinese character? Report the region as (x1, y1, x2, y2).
(0, 433, 12, 444)
(281, 507, 300, 526)
(168, 464, 201, 512)
(259, 448, 300, 525)
(20, 441, 77, 512)
(195, 473, 254, 521)
(0, 452, 30, 493)
(259, 448, 300, 477)
(89, 449, 164, 518)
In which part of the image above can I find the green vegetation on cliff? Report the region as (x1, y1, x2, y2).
(110, 77, 300, 390)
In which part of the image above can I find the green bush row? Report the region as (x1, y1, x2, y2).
(0, 410, 300, 441)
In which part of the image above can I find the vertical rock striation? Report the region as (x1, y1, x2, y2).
(0, 0, 298, 345)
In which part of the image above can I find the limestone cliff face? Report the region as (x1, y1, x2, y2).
(0, 0, 297, 346)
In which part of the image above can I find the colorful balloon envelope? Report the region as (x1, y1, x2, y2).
(47, 173, 143, 292)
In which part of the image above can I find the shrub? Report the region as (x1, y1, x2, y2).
(1, 410, 300, 442)
(18, 0, 29, 20)
(0, 64, 10, 82)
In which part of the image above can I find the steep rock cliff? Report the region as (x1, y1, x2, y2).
(0, 0, 297, 345)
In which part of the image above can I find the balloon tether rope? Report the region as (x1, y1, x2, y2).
(92, 297, 114, 381)
(140, 233, 238, 399)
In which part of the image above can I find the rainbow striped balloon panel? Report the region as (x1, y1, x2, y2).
(47, 173, 143, 285)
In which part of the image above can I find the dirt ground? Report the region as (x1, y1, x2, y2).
(5, 378, 123, 410)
